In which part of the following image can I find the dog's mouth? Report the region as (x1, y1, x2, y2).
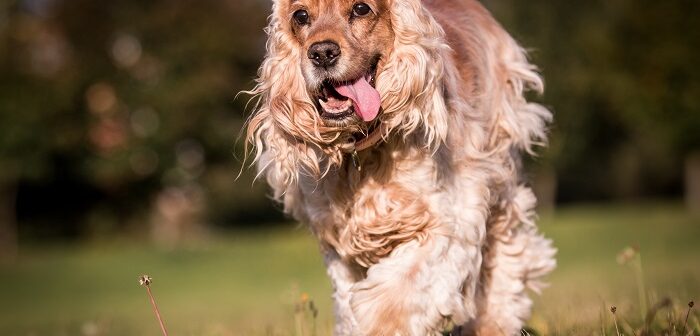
(314, 58, 380, 123)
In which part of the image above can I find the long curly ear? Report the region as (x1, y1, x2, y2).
(377, 0, 453, 150)
(476, 7, 552, 154)
(497, 37, 552, 154)
(246, 1, 350, 199)
(252, 1, 317, 139)
(245, 1, 321, 205)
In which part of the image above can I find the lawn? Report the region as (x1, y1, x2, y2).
(0, 202, 698, 335)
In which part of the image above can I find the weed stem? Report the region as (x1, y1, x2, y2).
(682, 301, 694, 336)
(634, 253, 647, 321)
(139, 275, 169, 336)
(611, 306, 621, 336)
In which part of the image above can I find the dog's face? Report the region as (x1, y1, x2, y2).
(249, 0, 450, 169)
(282, 0, 394, 127)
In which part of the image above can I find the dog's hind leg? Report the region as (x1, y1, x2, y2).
(458, 187, 556, 336)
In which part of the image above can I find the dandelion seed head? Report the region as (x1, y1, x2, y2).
(139, 275, 152, 286)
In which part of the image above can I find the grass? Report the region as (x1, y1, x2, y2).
(0, 202, 698, 335)
(533, 202, 699, 335)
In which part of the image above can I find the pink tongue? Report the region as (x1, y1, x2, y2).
(334, 77, 381, 122)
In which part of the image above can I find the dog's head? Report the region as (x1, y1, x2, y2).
(291, 1, 393, 127)
(246, 0, 550, 201)
(248, 0, 451, 161)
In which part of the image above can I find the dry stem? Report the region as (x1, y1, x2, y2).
(139, 275, 169, 336)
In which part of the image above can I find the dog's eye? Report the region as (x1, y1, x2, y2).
(293, 9, 310, 25)
(352, 3, 372, 17)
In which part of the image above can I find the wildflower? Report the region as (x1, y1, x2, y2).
(138, 274, 168, 336)
(139, 275, 153, 286)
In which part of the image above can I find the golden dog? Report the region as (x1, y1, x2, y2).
(246, 0, 556, 334)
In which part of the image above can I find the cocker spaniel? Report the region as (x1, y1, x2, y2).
(245, 0, 556, 335)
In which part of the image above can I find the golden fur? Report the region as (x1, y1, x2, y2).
(246, 0, 556, 334)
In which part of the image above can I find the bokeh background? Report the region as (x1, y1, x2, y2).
(0, 0, 698, 335)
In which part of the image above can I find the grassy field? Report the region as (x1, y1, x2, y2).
(0, 203, 698, 335)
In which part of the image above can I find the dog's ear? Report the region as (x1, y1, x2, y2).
(469, 5, 552, 154)
(247, 107, 330, 214)
(252, 1, 321, 143)
(246, 1, 349, 195)
(245, 2, 321, 204)
(489, 33, 552, 154)
(376, 0, 451, 151)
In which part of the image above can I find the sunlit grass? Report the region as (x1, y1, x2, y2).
(0, 202, 698, 335)
(534, 202, 700, 335)
(0, 230, 333, 335)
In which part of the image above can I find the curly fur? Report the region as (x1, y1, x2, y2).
(245, 0, 556, 335)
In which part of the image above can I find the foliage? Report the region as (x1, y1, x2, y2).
(0, 0, 274, 237)
(0, 0, 698, 236)
(484, 0, 700, 201)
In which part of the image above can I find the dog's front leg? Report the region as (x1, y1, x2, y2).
(323, 248, 361, 335)
(350, 233, 483, 336)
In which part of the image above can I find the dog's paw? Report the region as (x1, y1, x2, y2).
(349, 276, 449, 336)
(350, 278, 411, 336)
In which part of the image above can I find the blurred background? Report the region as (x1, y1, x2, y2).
(0, 0, 698, 335)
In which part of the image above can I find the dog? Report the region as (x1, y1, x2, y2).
(245, 0, 556, 335)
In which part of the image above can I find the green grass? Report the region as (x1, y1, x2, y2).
(534, 202, 700, 335)
(0, 203, 698, 335)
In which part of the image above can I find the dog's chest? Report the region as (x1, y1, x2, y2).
(297, 156, 446, 266)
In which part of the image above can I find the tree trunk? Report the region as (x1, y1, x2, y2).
(0, 181, 18, 264)
(685, 152, 700, 215)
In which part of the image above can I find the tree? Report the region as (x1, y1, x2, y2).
(485, 0, 700, 203)
(0, 0, 273, 248)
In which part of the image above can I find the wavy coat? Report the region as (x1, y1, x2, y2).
(246, 0, 556, 334)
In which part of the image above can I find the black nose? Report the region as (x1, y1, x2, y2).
(308, 41, 341, 68)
